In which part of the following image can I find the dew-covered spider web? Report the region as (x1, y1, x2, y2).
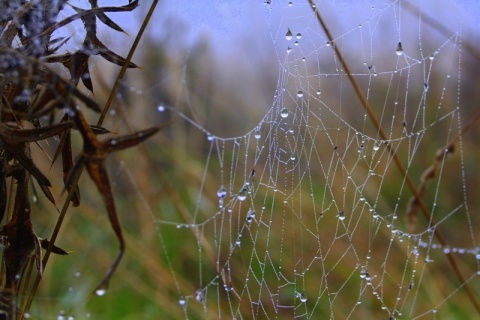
(32, 0, 480, 319)
(112, 1, 480, 319)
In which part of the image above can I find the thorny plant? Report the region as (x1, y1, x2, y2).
(0, 1, 163, 318)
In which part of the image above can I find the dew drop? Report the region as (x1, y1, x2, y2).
(297, 91, 303, 97)
(290, 155, 296, 161)
(287, 47, 292, 54)
(217, 186, 227, 198)
(95, 288, 107, 296)
(237, 186, 248, 201)
(157, 105, 165, 112)
(424, 83, 429, 92)
(297, 292, 307, 303)
(360, 266, 367, 278)
(285, 28, 293, 41)
(254, 128, 261, 139)
(296, 33, 302, 39)
(338, 211, 345, 220)
(95, 283, 108, 296)
(179, 298, 186, 306)
(326, 41, 331, 47)
(294, 40, 299, 46)
(288, 1, 293, 6)
(316, 90, 321, 95)
(195, 289, 205, 303)
(280, 108, 289, 118)
(396, 42, 403, 56)
(373, 141, 380, 151)
(57, 311, 66, 320)
(207, 133, 215, 141)
(246, 209, 255, 223)
(365, 272, 371, 281)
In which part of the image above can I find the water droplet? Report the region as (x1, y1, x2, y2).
(95, 288, 107, 296)
(429, 54, 435, 61)
(297, 91, 303, 97)
(396, 42, 403, 56)
(373, 141, 380, 151)
(195, 289, 205, 303)
(296, 292, 307, 303)
(95, 283, 108, 296)
(237, 186, 248, 201)
(246, 209, 255, 223)
(254, 127, 261, 139)
(290, 155, 296, 161)
(296, 33, 302, 39)
(157, 105, 165, 112)
(316, 90, 321, 95)
(338, 211, 345, 220)
(326, 41, 331, 47)
(217, 186, 227, 198)
(360, 266, 367, 278)
(365, 272, 371, 281)
(110, 139, 117, 146)
(409, 281, 414, 290)
(207, 133, 215, 141)
(57, 311, 66, 320)
(294, 40, 299, 46)
(288, 1, 293, 6)
(280, 108, 289, 118)
(179, 298, 186, 305)
(285, 28, 293, 41)
(287, 47, 292, 54)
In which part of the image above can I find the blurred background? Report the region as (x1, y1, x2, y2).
(25, 1, 480, 319)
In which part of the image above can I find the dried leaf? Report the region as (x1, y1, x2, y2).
(40, 239, 69, 255)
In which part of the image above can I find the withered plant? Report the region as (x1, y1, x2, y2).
(0, 1, 161, 318)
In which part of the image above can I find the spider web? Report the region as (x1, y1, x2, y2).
(26, 0, 480, 319)
(121, 1, 480, 319)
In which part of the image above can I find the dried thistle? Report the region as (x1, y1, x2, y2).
(0, 0, 161, 317)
